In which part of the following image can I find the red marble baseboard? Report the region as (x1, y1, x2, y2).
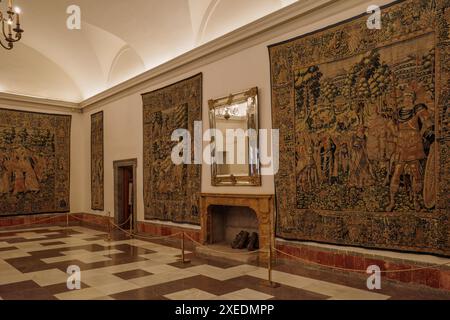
(275, 241, 450, 291)
(75, 213, 110, 228)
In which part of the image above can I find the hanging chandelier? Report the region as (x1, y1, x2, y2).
(0, 0, 23, 50)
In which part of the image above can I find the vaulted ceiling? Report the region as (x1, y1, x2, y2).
(0, 0, 297, 102)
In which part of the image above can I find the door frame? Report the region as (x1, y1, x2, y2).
(113, 159, 138, 231)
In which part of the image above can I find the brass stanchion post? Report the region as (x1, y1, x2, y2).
(66, 213, 69, 228)
(181, 232, 191, 264)
(107, 211, 112, 242)
(264, 209, 279, 288)
(265, 244, 279, 287)
(129, 213, 133, 239)
(268, 244, 273, 284)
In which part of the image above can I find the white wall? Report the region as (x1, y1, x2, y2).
(82, 0, 394, 223)
(0, 103, 85, 213)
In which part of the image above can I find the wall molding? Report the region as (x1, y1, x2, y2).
(0, 92, 81, 113)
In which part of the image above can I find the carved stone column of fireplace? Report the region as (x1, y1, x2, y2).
(200, 193, 275, 261)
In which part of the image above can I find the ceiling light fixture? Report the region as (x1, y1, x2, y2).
(0, 0, 23, 50)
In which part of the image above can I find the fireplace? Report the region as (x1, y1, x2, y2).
(209, 205, 258, 245)
(200, 193, 274, 261)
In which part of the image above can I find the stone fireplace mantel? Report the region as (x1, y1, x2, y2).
(200, 193, 275, 259)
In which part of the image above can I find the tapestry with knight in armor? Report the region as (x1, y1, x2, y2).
(142, 74, 202, 224)
(269, 0, 450, 255)
(0, 109, 71, 216)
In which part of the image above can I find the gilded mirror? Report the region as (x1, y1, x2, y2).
(208, 87, 261, 186)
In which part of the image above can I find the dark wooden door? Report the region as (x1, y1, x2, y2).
(121, 166, 133, 229)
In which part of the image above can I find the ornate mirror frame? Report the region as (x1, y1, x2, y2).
(208, 87, 261, 186)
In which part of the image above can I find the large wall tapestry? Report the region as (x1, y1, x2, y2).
(91, 111, 104, 210)
(142, 74, 202, 224)
(0, 109, 71, 216)
(270, 0, 450, 255)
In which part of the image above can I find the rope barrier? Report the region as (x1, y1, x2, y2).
(58, 212, 182, 242)
(274, 247, 450, 274)
(109, 220, 183, 241)
(67, 214, 84, 222)
(184, 232, 268, 256)
(115, 214, 132, 228)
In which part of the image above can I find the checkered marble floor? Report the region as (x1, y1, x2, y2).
(0, 225, 449, 300)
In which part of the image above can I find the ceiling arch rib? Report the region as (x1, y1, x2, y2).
(195, 0, 296, 46)
(108, 45, 145, 87)
(192, 0, 220, 46)
(82, 22, 129, 84)
(187, 0, 213, 41)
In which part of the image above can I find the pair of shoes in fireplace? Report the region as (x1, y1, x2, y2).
(231, 231, 259, 251)
(231, 231, 248, 249)
(247, 232, 259, 251)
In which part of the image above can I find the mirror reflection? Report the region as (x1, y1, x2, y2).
(208, 87, 261, 186)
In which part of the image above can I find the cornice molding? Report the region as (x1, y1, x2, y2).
(0, 92, 81, 113)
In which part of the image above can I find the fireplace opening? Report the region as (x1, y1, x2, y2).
(209, 205, 258, 247)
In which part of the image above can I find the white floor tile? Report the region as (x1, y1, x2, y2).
(55, 288, 106, 300)
(165, 288, 217, 300)
(219, 288, 273, 300)
(27, 268, 68, 286)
